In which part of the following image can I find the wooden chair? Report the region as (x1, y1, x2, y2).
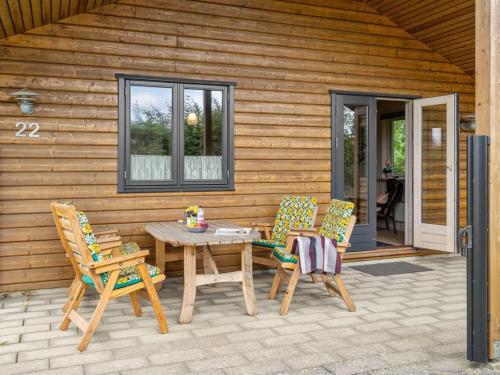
(251, 195, 318, 268)
(51, 202, 168, 351)
(269, 199, 357, 315)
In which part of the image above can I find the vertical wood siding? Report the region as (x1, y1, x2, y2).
(0, 0, 474, 291)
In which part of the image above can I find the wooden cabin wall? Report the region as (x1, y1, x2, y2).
(0, 0, 475, 292)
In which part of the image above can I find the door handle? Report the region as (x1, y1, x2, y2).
(457, 225, 472, 256)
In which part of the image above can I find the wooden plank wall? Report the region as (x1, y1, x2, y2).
(0, 0, 475, 292)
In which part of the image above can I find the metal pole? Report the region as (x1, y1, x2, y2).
(465, 135, 489, 362)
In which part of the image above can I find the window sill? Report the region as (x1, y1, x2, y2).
(118, 183, 235, 194)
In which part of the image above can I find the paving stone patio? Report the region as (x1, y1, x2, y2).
(1, 254, 499, 375)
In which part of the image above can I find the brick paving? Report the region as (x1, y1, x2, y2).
(1, 254, 499, 374)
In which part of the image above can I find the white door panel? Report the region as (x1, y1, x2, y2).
(413, 94, 457, 252)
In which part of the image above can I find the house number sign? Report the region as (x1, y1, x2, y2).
(15, 122, 40, 138)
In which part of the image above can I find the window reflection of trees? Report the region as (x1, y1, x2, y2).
(129, 91, 223, 157)
(343, 107, 355, 199)
(183, 91, 223, 157)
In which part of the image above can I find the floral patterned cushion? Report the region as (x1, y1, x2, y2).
(319, 199, 355, 241)
(82, 263, 160, 289)
(269, 195, 317, 247)
(75, 210, 103, 261)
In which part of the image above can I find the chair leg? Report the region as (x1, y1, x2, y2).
(385, 217, 389, 230)
(320, 273, 336, 297)
(280, 265, 301, 315)
(129, 291, 143, 317)
(60, 280, 85, 331)
(310, 274, 317, 283)
(333, 274, 356, 312)
(63, 277, 79, 313)
(77, 271, 119, 352)
(269, 267, 282, 300)
(137, 264, 168, 334)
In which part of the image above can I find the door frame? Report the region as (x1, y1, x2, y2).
(330, 90, 420, 250)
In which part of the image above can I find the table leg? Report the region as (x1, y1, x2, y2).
(203, 245, 219, 274)
(241, 242, 258, 316)
(179, 245, 197, 324)
(203, 245, 219, 287)
(155, 240, 166, 291)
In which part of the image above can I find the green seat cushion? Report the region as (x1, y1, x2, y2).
(272, 248, 298, 264)
(252, 239, 282, 249)
(83, 263, 160, 290)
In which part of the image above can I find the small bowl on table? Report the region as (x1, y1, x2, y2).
(186, 226, 207, 233)
(186, 222, 209, 233)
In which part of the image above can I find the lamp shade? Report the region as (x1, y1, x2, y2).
(9, 88, 39, 115)
(186, 112, 198, 126)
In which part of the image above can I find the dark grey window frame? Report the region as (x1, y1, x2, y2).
(117, 74, 235, 193)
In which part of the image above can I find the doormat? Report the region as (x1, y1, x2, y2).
(349, 261, 433, 276)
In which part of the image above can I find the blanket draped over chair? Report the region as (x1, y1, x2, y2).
(292, 236, 342, 275)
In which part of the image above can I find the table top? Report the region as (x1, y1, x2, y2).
(145, 220, 261, 246)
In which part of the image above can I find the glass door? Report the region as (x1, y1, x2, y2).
(332, 94, 377, 251)
(413, 94, 457, 252)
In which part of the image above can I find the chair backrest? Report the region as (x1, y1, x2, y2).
(271, 195, 318, 246)
(51, 202, 105, 292)
(381, 180, 404, 215)
(385, 178, 398, 195)
(319, 199, 355, 242)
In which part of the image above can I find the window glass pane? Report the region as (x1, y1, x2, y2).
(183, 89, 223, 180)
(129, 86, 173, 181)
(392, 119, 406, 176)
(343, 104, 368, 224)
(421, 104, 447, 225)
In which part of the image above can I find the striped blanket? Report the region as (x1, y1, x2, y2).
(291, 236, 342, 275)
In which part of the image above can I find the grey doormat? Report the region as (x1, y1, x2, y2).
(349, 261, 433, 276)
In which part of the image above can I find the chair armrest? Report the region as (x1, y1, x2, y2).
(336, 241, 351, 254)
(251, 222, 274, 240)
(89, 250, 149, 274)
(251, 222, 273, 229)
(336, 241, 350, 248)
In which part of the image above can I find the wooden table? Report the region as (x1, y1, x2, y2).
(145, 220, 261, 324)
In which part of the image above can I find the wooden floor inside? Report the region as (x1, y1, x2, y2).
(343, 247, 448, 263)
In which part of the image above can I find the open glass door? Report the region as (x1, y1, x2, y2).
(413, 94, 458, 252)
(333, 94, 377, 251)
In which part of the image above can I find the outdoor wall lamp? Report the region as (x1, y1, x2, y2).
(460, 114, 476, 131)
(10, 88, 39, 115)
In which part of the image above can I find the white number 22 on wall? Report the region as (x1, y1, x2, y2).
(15, 122, 40, 138)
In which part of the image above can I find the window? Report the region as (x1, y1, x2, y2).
(117, 75, 235, 192)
